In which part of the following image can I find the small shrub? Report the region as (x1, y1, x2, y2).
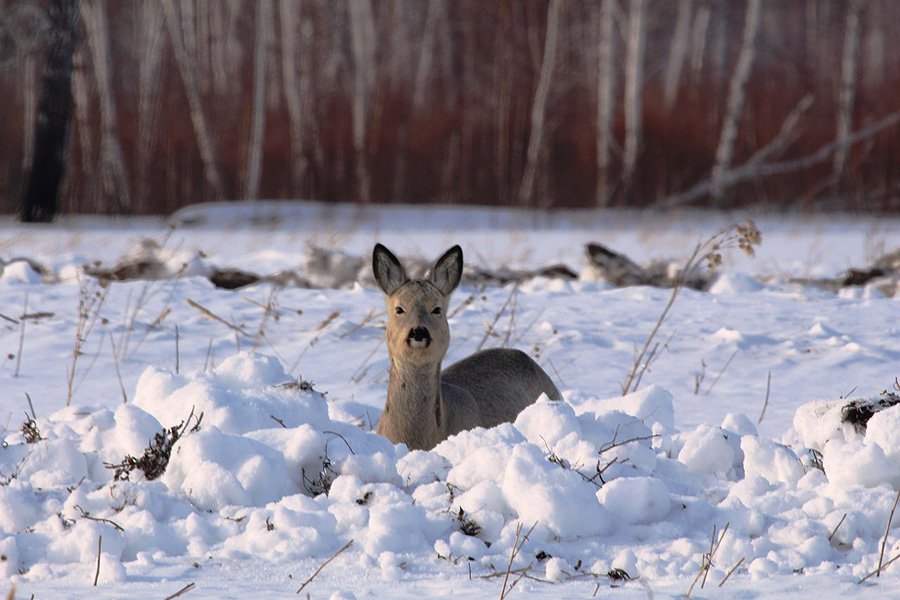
(105, 409, 203, 481)
(21, 415, 42, 444)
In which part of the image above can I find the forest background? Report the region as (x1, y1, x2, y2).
(2, 0, 899, 217)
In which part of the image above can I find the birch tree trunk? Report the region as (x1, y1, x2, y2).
(348, 0, 375, 204)
(244, 0, 270, 200)
(137, 0, 165, 213)
(710, 0, 762, 203)
(518, 0, 561, 207)
(162, 0, 225, 201)
(622, 0, 647, 202)
(413, 0, 439, 112)
(280, 0, 307, 193)
(82, 0, 132, 213)
(833, 0, 864, 181)
(596, 0, 616, 207)
(664, 0, 692, 110)
(690, 3, 711, 77)
(71, 49, 98, 207)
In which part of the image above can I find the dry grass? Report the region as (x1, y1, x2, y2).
(621, 221, 761, 396)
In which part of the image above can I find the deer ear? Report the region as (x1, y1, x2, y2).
(430, 245, 463, 295)
(373, 244, 409, 295)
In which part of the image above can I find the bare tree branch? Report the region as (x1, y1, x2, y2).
(710, 0, 762, 202)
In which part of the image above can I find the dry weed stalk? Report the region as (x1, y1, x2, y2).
(718, 556, 745, 587)
(163, 582, 196, 600)
(758, 371, 772, 424)
(339, 307, 384, 339)
(93, 535, 102, 586)
(108, 333, 127, 403)
(290, 310, 341, 373)
(621, 221, 760, 396)
(859, 551, 900, 584)
(829, 513, 848, 542)
(75, 505, 124, 532)
(704, 349, 739, 396)
(878, 487, 900, 577)
(498, 522, 538, 600)
(203, 338, 214, 372)
(476, 284, 519, 352)
(120, 273, 184, 361)
(67, 278, 110, 406)
(250, 284, 280, 351)
(186, 298, 250, 336)
(686, 522, 729, 597)
(295, 539, 353, 594)
(13, 292, 27, 377)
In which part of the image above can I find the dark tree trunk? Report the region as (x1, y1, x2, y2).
(19, 0, 80, 223)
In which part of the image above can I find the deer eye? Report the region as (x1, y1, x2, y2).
(395, 306, 405, 315)
(431, 307, 442, 315)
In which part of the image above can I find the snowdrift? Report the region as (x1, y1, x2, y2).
(4, 351, 900, 592)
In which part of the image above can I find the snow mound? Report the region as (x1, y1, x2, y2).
(5, 352, 900, 593)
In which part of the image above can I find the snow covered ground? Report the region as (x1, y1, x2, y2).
(1, 201, 899, 599)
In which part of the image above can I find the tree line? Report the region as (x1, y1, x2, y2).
(2, 0, 900, 217)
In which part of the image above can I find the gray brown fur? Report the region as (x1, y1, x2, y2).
(372, 244, 561, 450)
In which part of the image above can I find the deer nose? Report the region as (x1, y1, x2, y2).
(407, 327, 432, 348)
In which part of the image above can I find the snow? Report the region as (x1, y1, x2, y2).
(1, 201, 900, 598)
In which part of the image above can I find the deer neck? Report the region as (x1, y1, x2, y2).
(384, 359, 445, 449)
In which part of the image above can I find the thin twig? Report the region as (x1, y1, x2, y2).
(758, 371, 772, 425)
(203, 338, 214, 372)
(163, 582, 196, 600)
(621, 243, 702, 395)
(631, 329, 676, 393)
(24, 392, 36, 421)
(76, 506, 125, 532)
(499, 522, 538, 600)
(93, 535, 102, 586)
(291, 310, 341, 373)
(13, 292, 27, 377)
(859, 551, 900, 584)
(705, 349, 739, 396)
(598, 433, 659, 455)
(323, 430, 356, 455)
(476, 284, 519, 352)
(109, 333, 127, 404)
(829, 513, 847, 542)
(350, 338, 384, 384)
(501, 289, 519, 348)
(718, 556, 745, 587)
(499, 524, 523, 600)
(687, 522, 729, 597)
(339, 308, 384, 339)
(252, 285, 279, 351)
(878, 488, 900, 577)
(186, 298, 249, 336)
(296, 539, 353, 594)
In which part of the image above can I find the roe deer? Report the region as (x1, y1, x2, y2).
(372, 243, 561, 450)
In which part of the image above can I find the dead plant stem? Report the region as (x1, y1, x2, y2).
(878, 487, 900, 577)
(13, 292, 27, 377)
(93, 535, 102, 586)
(295, 539, 353, 594)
